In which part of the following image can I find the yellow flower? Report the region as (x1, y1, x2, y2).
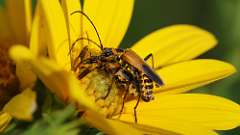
(9, 0, 240, 135)
(0, 0, 37, 132)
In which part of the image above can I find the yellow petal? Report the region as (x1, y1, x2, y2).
(10, 45, 64, 98)
(83, 0, 134, 48)
(6, 0, 32, 44)
(121, 94, 240, 131)
(15, 61, 36, 89)
(9, 44, 36, 89)
(127, 122, 217, 135)
(123, 123, 181, 135)
(131, 25, 217, 68)
(30, 3, 48, 57)
(60, 0, 82, 66)
(83, 111, 142, 135)
(39, 0, 71, 70)
(32, 58, 97, 110)
(0, 112, 12, 132)
(61, 0, 81, 41)
(85, 110, 216, 135)
(119, 118, 218, 135)
(10, 45, 96, 110)
(155, 59, 236, 94)
(3, 89, 36, 121)
(0, 7, 13, 43)
(9, 45, 33, 62)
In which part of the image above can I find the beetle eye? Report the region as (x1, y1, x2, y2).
(116, 48, 124, 52)
(104, 50, 112, 57)
(116, 56, 121, 61)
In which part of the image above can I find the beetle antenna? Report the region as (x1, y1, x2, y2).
(71, 10, 104, 50)
(69, 37, 103, 55)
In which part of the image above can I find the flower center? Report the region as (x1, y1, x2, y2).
(0, 45, 20, 108)
(77, 69, 124, 118)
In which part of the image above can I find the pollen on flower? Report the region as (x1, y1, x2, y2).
(76, 69, 125, 118)
(70, 43, 125, 118)
(0, 46, 20, 108)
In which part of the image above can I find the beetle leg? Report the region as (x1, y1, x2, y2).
(73, 46, 89, 70)
(103, 79, 113, 99)
(77, 68, 91, 79)
(77, 65, 96, 79)
(118, 84, 129, 118)
(144, 53, 154, 69)
(134, 93, 141, 123)
(72, 32, 92, 71)
(95, 76, 115, 102)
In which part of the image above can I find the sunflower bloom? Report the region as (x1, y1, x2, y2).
(9, 0, 240, 135)
(0, 0, 37, 132)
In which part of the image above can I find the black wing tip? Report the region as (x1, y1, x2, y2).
(156, 78, 164, 86)
(142, 65, 164, 86)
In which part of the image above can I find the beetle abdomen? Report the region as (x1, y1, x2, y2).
(141, 74, 154, 102)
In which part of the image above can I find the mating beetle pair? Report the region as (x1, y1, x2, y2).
(71, 11, 164, 123)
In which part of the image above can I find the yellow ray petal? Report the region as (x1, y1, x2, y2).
(0, 112, 12, 132)
(131, 25, 217, 68)
(155, 59, 236, 94)
(3, 89, 36, 121)
(85, 110, 216, 135)
(9, 45, 96, 110)
(8, 44, 36, 89)
(121, 94, 240, 131)
(31, 58, 97, 111)
(83, 0, 134, 48)
(61, 0, 81, 41)
(6, 0, 32, 44)
(39, 0, 71, 70)
(125, 121, 218, 135)
(30, 3, 48, 57)
(9, 45, 33, 62)
(10, 45, 65, 99)
(123, 122, 181, 135)
(0, 7, 13, 43)
(83, 111, 142, 135)
(60, 0, 82, 66)
(15, 61, 36, 89)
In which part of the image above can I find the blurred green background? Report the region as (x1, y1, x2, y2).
(121, 1, 240, 134)
(0, 0, 239, 134)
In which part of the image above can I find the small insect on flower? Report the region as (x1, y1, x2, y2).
(71, 11, 164, 123)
